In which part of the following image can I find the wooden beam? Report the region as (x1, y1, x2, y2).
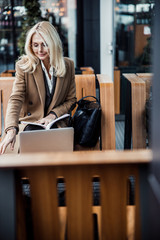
(0, 149, 152, 168)
(97, 74, 116, 150)
(123, 74, 146, 149)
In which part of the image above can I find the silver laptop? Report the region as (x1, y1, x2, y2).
(19, 127, 74, 153)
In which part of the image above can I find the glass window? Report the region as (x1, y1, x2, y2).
(0, 1, 14, 72)
(114, 0, 155, 115)
(114, 0, 155, 72)
(0, 0, 77, 73)
(0, 0, 24, 73)
(40, 0, 77, 64)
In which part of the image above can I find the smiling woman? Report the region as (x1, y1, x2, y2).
(31, 33, 50, 67)
(0, 21, 77, 154)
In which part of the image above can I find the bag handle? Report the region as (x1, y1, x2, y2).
(78, 95, 100, 104)
(68, 95, 100, 126)
(70, 95, 100, 113)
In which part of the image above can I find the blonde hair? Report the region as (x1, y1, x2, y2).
(18, 21, 66, 77)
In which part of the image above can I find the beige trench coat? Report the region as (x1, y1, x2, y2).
(4, 57, 76, 153)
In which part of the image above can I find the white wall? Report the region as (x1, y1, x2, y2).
(100, 0, 114, 80)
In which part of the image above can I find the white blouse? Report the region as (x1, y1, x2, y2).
(41, 61, 54, 94)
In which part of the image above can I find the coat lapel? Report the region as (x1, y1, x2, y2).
(33, 62, 46, 108)
(47, 60, 69, 113)
(47, 76, 64, 113)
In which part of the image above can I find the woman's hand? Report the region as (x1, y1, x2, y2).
(36, 113, 56, 126)
(0, 128, 16, 154)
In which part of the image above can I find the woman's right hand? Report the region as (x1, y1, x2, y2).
(0, 128, 16, 154)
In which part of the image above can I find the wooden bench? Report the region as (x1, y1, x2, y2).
(0, 69, 16, 77)
(0, 149, 152, 240)
(123, 73, 152, 149)
(0, 74, 115, 150)
(0, 77, 15, 138)
(97, 74, 115, 150)
(80, 67, 94, 74)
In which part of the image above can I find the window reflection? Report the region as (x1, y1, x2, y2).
(115, 0, 155, 71)
(0, 1, 25, 72)
(114, 0, 155, 116)
(40, 0, 77, 64)
(0, 0, 77, 73)
(0, 3, 13, 72)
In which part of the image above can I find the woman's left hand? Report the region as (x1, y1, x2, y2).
(36, 113, 56, 126)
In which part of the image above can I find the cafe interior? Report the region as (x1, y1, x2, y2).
(0, 0, 160, 239)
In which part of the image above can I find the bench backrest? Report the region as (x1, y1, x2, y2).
(0, 77, 15, 137)
(75, 74, 115, 150)
(0, 69, 16, 77)
(80, 67, 94, 74)
(97, 74, 115, 150)
(75, 74, 96, 99)
(0, 149, 151, 240)
(123, 73, 152, 149)
(0, 74, 115, 150)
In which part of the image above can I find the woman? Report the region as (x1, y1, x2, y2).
(0, 21, 76, 154)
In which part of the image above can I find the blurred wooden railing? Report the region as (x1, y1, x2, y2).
(0, 149, 152, 240)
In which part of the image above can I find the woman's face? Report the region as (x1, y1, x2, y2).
(31, 33, 49, 61)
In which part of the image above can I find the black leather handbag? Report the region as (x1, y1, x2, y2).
(69, 96, 101, 147)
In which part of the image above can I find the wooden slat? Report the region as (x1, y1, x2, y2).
(65, 166, 93, 240)
(101, 165, 127, 239)
(114, 69, 121, 114)
(100, 164, 141, 240)
(97, 74, 116, 150)
(24, 167, 60, 240)
(92, 206, 101, 240)
(123, 74, 146, 149)
(127, 206, 135, 240)
(59, 207, 67, 240)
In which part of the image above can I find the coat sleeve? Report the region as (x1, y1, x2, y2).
(5, 61, 26, 133)
(50, 59, 77, 117)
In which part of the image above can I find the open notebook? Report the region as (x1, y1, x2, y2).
(19, 127, 74, 153)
